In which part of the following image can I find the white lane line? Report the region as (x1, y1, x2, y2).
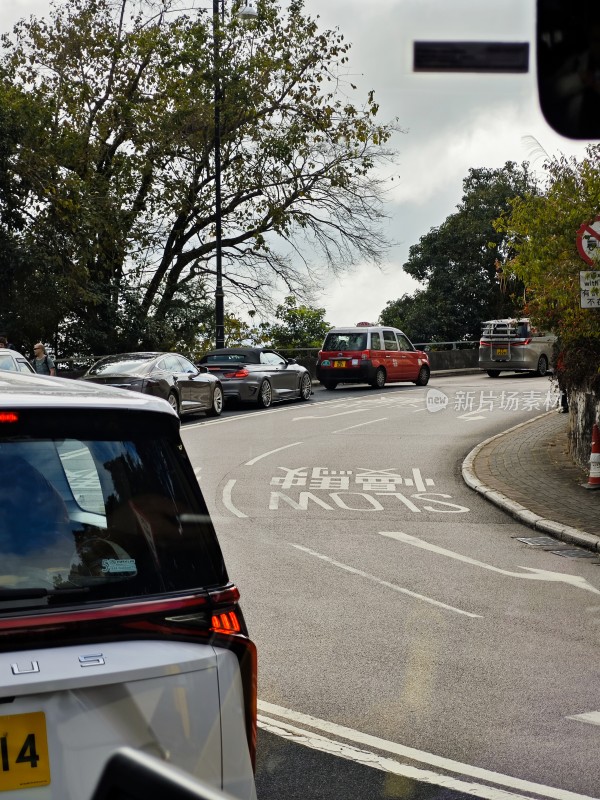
(258, 715, 538, 800)
(292, 544, 481, 618)
(293, 408, 368, 421)
(222, 479, 247, 518)
(245, 442, 303, 466)
(379, 531, 600, 595)
(566, 711, 600, 726)
(333, 417, 388, 433)
(258, 702, 600, 800)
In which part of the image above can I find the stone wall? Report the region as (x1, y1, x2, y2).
(568, 389, 600, 469)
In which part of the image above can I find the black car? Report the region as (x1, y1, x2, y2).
(81, 352, 223, 417)
(198, 348, 313, 408)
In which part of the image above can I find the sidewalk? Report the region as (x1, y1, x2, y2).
(462, 412, 600, 551)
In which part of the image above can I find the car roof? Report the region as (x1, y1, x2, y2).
(0, 371, 178, 415)
(91, 352, 162, 363)
(0, 349, 30, 360)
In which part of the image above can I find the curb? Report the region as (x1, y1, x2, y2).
(462, 411, 600, 553)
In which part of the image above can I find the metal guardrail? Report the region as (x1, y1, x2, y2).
(55, 342, 480, 381)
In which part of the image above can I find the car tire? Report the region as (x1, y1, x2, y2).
(370, 367, 386, 389)
(257, 379, 272, 408)
(207, 385, 223, 417)
(535, 355, 549, 377)
(299, 373, 312, 401)
(415, 365, 430, 386)
(167, 391, 180, 416)
(323, 381, 338, 391)
(486, 370, 501, 378)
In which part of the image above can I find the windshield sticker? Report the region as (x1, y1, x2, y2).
(101, 558, 137, 574)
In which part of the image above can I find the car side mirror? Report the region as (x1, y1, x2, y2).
(196, 365, 208, 373)
(537, 0, 600, 139)
(287, 357, 297, 364)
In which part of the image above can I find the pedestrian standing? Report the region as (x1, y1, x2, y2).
(0, 337, 7, 348)
(32, 343, 56, 376)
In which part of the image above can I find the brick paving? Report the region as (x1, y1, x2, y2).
(471, 412, 600, 537)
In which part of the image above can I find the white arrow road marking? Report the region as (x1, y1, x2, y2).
(259, 702, 599, 800)
(292, 544, 481, 618)
(566, 711, 600, 727)
(222, 479, 247, 518)
(379, 531, 600, 595)
(244, 441, 303, 466)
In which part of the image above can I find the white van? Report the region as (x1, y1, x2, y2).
(478, 318, 556, 377)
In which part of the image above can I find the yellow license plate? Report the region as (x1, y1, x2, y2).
(495, 348, 508, 356)
(0, 712, 50, 791)
(333, 360, 346, 367)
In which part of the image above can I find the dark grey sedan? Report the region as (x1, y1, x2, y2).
(81, 352, 223, 417)
(198, 347, 312, 408)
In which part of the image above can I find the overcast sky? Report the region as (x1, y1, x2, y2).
(1, 0, 592, 329)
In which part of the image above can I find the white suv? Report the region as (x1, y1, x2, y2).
(0, 372, 256, 800)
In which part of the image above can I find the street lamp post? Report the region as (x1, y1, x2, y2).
(212, 0, 256, 350)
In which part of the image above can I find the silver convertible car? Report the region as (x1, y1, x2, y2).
(198, 347, 313, 408)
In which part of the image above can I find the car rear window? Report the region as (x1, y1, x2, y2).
(323, 333, 367, 351)
(0, 410, 227, 610)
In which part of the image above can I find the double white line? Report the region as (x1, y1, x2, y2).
(258, 701, 598, 800)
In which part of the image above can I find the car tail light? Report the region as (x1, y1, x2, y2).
(142, 378, 160, 388)
(224, 368, 249, 378)
(479, 339, 490, 347)
(513, 337, 532, 345)
(0, 412, 19, 423)
(0, 584, 258, 772)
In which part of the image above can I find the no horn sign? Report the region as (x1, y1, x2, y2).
(577, 215, 600, 265)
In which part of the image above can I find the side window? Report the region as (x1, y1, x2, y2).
(383, 330, 398, 351)
(397, 334, 413, 351)
(17, 359, 34, 373)
(261, 351, 285, 366)
(155, 358, 167, 371)
(57, 440, 106, 516)
(163, 355, 182, 372)
(178, 356, 196, 373)
(370, 332, 382, 350)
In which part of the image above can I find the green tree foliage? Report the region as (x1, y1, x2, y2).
(380, 162, 536, 342)
(497, 145, 600, 394)
(1, 0, 397, 355)
(267, 295, 330, 349)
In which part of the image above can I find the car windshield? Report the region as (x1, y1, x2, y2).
(0, 411, 226, 606)
(87, 358, 151, 376)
